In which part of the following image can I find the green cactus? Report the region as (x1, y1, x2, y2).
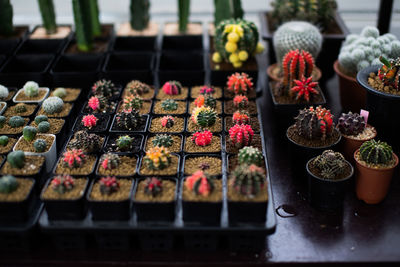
(23, 126, 38, 142)
(8, 116, 25, 128)
(38, 121, 50, 133)
(232, 0, 244, 19)
(161, 99, 178, 111)
(116, 135, 133, 151)
(312, 150, 347, 180)
(152, 134, 173, 148)
(0, 175, 18, 194)
(100, 153, 121, 170)
(213, 0, 243, 26)
(0, 116, 5, 128)
(34, 139, 47, 153)
(178, 0, 190, 33)
(191, 106, 217, 128)
(359, 139, 393, 165)
(130, 0, 150, 31)
(0, 0, 13, 36)
(14, 103, 27, 114)
(0, 135, 9, 146)
(23, 81, 39, 97)
(35, 115, 48, 125)
(88, 0, 101, 37)
(53, 88, 67, 98)
(38, 0, 57, 34)
(238, 146, 263, 167)
(7, 151, 25, 169)
(72, 0, 93, 52)
(42, 96, 64, 114)
(230, 164, 265, 197)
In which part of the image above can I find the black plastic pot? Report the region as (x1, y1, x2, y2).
(144, 133, 184, 154)
(306, 157, 353, 210)
(51, 54, 104, 88)
(95, 153, 138, 178)
(53, 154, 98, 178)
(73, 114, 110, 134)
(182, 154, 223, 176)
(64, 133, 106, 156)
(0, 55, 6, 69)
(138, 153, 181, 177)
(158, 51, 205, 86)
(103, 133, 144, 154)
(16, 39, 66, 55)
(40, 177, 89, 220)
(87, 84, 122, 102)
(134, 177, 177, 222)
(87, 178, 134, 221)
(161, 35, 203, 51)
(110, 114, 149, 133)
(0, 54, 54, 87)
(2, 87, 17, 104)
(357, 65, 400, 150)
(0, 26, 29, 56)
(103, 52, 155, 86)
(0, 178, 36, 223)
(112, 36, 157, 52)
(81, 99, 117, 115)
(62, 37, 112, 55)
(228, 200, 268, 225)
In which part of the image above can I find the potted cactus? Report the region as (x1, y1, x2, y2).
(4, 103, 38, 117)
(37, 96, 74, 118)
(225, 94, 257, 115)
(49, 87, 82, 104)
(145, 134, 182, 153)
(228, 163, 268, 224)
(225, 110, 260, 132)
(122, 80, 155, 100)
(260, 0, 349, 81)
(182, 170, 222, 225)
(1, 151, 45, 179)
(306, 150, 353, 210)
(110, 108, 147, 133)
(354, 140, 398, 204)
(163, 0, 202, 36)
(156, 81, 188, 100)
(13, 81, 49, 103)
(228, 146, 265, 173)
(286, 106, 341, 181)
(54, 149, 97, 176)
(74, 113, 110, 133)
(188, 106, 221, 133)
(149, 115, 185, 133)
(0, 115, 29, 135)
(337, 111, 377, 163)
(118, 94, 151, 115)
(153, 99, 186, 115)
(88, 176, 134, 220)
(139, 146, 180, 176)
(104, 134, 143, 154)
(0, 84, 17, 102)
(134, 177, 177, 222)
(0, 175, 35, 223)
(183, 155, 222, 176)
(41, 175, 88, 220)
(83, 95, 117, 115)
(227, 124, 262, 153)
(0, 135, 16, 155)
(30, 115, 66, 151)
(335, 26, 400, 112)
(96, 152, 137, 177)
(66, 130, 104, 154)
(184, 130, 221, 153)
(189, 94, 221, 114)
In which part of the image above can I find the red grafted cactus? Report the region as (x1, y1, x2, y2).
(282, 49, 314, 90)
(185, 170, 214, 197)
(233, 95, 249, 109)
(100, 153, 120, 170)
(99, 176, 120, 195)
(229, 124, 254, 148)
(82, 114, 98, 129)
(162, 81, 182, 95)
(295, 106, 334, 140)
(232, 110, 250, 125)
(161, 115, 175, 128)
(194, 94, 217, 109)
(51, 175, 75, 194)
(227, 72, 253, 95)
(199, 86, 215, 95)
(88, 96, 106, 112)
(63, 149, 86, 168)
(290, 76, 319, 102)
(144, 177, 163, 197)
(192, 130, 213, 146)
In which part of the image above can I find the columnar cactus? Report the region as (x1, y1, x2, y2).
(229, 124, 254, 148)
(194, 94, 217, 109)
(99, 176, 120, 195)
(92, 79, 116, 98)
(230, 164, 265, 197)
(8, 116, 25, 128)
(238, 146, 263, 166)
(100, 153, 121, 170)
(23, 81, 39, 97)
(0, 0, 13, 36)
(72, 0, 94, 51)
(232, 110, 250, 125)
(63, 149, 86, 168)
(214, 0, 243, 26)
(42, 97, 64, 114)
(161, 115, 175, 128)
(144, 177, 163, 197)
(126, 80, 150, 96)
(88, 95, 107, 112)
(82, 114, 98, 129)
(51, 175, 75, 194)
(162, 81, 182, 95)
(130, 0, 150, 31)
(227, 73, 254, 95)
(359, 139, 393, 165)
(192, 130, 213, 146)
(38, 121, 50, 133)
(68, 130, 102, 153)
(161, 99, 178, 111)
(53, 88, 67, 99)
(144, 146, 171, 170)
(294, 106, 334, 140)
(23, 126, 38, 142)
(0, 135, 9, 146)
(178, 0, 190, 33)
(312, 150, 347, 179)
(0, 175, 18, 194)
(34, 139, 47, 152)
(273, 21, 322, 65)
(123, 94, 143, 110)
(290, 76, 319, 102)
(38, 0, 57, 34)
(7, 151, 25, 169)
(185, 170, 214, 197)
(14, 103, 27, 113)
(378, 56, 400, 90)
(152, 134, 173, 148)
(115, 109, 142, 130)
(338, 112, 366, 136)
(281, 49, 315, 90)
(191, 106, 217, 128)
(233, 95, 249, 109)
(116, 135, 133, 151)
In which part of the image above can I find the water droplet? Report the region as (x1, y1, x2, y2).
(276, 204, 298, 218)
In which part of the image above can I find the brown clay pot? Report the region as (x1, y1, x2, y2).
(354, 149, 398, 204)
(333, 60, 366, 112)
(267, 63, 322, 83)
(340, 125, 377, 164)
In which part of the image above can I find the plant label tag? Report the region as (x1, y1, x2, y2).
(360, 109, 369, 124)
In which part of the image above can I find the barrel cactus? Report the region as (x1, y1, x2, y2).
(337, 112, 366, 136)
(42, 96, 64, 114)
(311, 150, 347, 180)
(23, 81, 39, 97)
(230, 163, 265, 197)
(294, 106, 334, 140)
(238, 146, 263, 166)
(8, 116, 25, 128)
(0, 85, 9, 99)
(0, 135, 9, 146)
(53, 88, 67, 98)
(359, 139, 393, 165)
(152, 134, 173, 148)
(7, 151, 25, 169)
(34, 139, 48, 153)
(35, 115, 48, 124)
(0, 175, 18, 194)
(38, 121, 51, 133)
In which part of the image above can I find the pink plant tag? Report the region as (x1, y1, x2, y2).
(360, 109, 369, 124)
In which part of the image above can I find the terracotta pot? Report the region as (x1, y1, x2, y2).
(333, 60, 366, 112)
(354, 149, 398, 204)
(339, 125, 377, 164)
(267, 63, 322, 83)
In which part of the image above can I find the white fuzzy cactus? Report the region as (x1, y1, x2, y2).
(0, 85, 9, 99)
(42, 96, 64, 114)
(23, 81, 39, 97)
(338, 26, 400, 76)
(273, 21, 322, 65)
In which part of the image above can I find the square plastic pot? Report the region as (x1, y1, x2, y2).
(0, 55, 54, 87)
(64, 132, 106, 156)
(13, 87, 49, 104)
(103, 133, 144, 154)
(161, 35, 203, 51)
(112, 36, 157, 52)
(110, 114, 149, 134)
(40, 177, 89, 221)
(0, 101, 7, 115)
(73, 114, 111, 134)
(158, 51, 205, 86)
(16, 39, 66, 55)
(0, 26, 29, 56)
(103, 52, 155, 85)
(228, 200, 268, 225)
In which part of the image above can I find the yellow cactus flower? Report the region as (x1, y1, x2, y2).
(255, 42, 265, 54)
(228, 32, 239, 43)
(225, 42, 237, 53)
(233, 61, 243, 68)
(229, 53, 239, 63)
(224, 24, 233, 33)
(212, 52, 222, 63)
(238, 50, 248, 61)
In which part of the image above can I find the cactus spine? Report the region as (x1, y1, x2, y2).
(178, 0, 190, 33)
(0, 0, 13, 36)
(130, 0, 150, 31)
(359, 140, 393, 165)
(72, 0, 93, 52)
(38, 0, 57, 34)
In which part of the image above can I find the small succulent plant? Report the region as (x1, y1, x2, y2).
(8, 116, 25, 128)
(144, 177, 163, 197)
(99, 176, 120, 195)
(63, 149, 86, 168)
(115, 109, 142, 131)
(338, 112, 366, 136)
(290, 76, 319, 102)
(92, 79, 116, 98)
(42, 97, 64, 114)
(0, 116, 6, 128)
(152, 134, 173, 148)
(312, 150, 348, 179)
(162, 81, 182, 95)
(34, 115, 48, 124)
(144, 146, 171, 170)
(238, 146, 263, 166)
(230, 163, 265, 197)
(51, 175, 75, 194)
(294, 106, 334, 140)
(38, 121, 50, 133)
(199, 86, 215, 95)
(82, 114, 98, 129)
(68, 131, 102, 153)
(33, 139, 47, 152)
(7, 151, 25, 169)
(359, 139, 393, 165)
(192, 130, 213, 146)
(23, 81, 39, 97)
(53, 88, 67, 99)
(123, 94, 143, 110)
(281, 49, 315, 92)
(199, 162, 210, 171)
(161, 115, 175, 128)
(116, 135, 133, 151)
(378, 56, 400, 90)
(0, 135, 9, 146)
(185, 170, 214, 197)
(100, 153, 121, 170)
(23, 126, 37, 142)
(227, 72, 253, 95)
(194, 94, 217, 109)
(233, 95, 249, 109)
(88, 95, 107, 112)
(125, 80, 150, 96)
(0, 175, 18, 194)
(191, 106, 217, 128)
(229, 124, 254, 148)
(14, 103, 27, 113)
(232, 110, 250, 125)
(0, 85, 9, 99)
(161, 99, 178, 111)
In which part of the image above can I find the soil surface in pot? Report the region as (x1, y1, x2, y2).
(184, 135, 221, 153)
(183, 179, 222, 202)
(111, 115, 146, 132)
(270, 82, 325, 104)
(0, 137, 17, 154)
(224, 100, 257, 115)
(97, 156, 137, 176)
(0, 118, 29, 135)
(309, 158, 352, 180)
(1, 156, 45, 175)
(190, 86, 222, 99)
(30, 26, 71, 39)
(189, 101, 222, 114)
(287, 125, 341, 148)
(30, 119, 65, 135)
(55, 155, 96, 175)
(0, 27, 27, 40)
(228, 183, 268, 202)
(42, 178, 87, 200)
(122, 84, 155, 100)
(184, 156, 222, 175)
(104, 135, 142, 153)
(67, 134, 105, 153)
(187, 117, 222, 133)
(117, 21, 159, 36)
(37, 103, 73, 118)
(1, 89, 16, 102)
(368, 72, 400, 96)
(0, 178, 34, 202)
(83, 101, 117, 114)
(118, 100, 152, 114)
(75, 115, 108, 132)
(140, 155, 179, 176)
(50, 88, 81, 102)
(15, 134, 54, 153)
(225, 117, 260, 132)
(4, 104, 37, 117)
(149, 117, 184, 133)
(65, 39, 109, 54)
(156, 87, 189, 100)
(153, 100, 187, 115)
(226, 135, 263, 154)
(355, 151, 398, 169)
(145, 135, 182, 153)
(340, 125, 376, 141)
(15, 89, 47, 102)
(89, 179, 132, 201)
(224, 88, 257, 99)
(164, 23, 203, 35)
(135, 179, 175, 202)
